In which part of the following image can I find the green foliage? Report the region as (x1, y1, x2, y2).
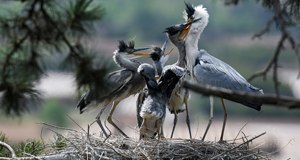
(0, 132, 11, 157)
(0, 132, 44, 158)
(0, 0, 108, 117)
(52, 134, 67, 151)
(13, 139, 44, 157)
(39, 99, 68, 127)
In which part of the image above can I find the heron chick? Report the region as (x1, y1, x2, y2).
(163, 18, 200, 139)
(138, 63, 187, 139)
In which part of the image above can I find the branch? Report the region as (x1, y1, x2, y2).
(183, 81, 300, 109)
(0, 141, 17, 158)
(211, 132, 266, 159)
(251, 16, 275, 40)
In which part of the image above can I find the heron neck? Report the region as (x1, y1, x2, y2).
(186, 35, 199, 68)
(175, 42, 187, 68)
(113, 54, 139, 71)
(154, 62, 163, 77)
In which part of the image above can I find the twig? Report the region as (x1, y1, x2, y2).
(266, 138, 294, 156)
(66, 114, 86, 133)
(251, 16, 275, 40)
(0, 141, 17, 158)
(36, 122, 79, 132)
(233, 110, 263, 143)
(211, 132, 266, 159)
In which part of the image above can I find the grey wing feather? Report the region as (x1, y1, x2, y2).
(77, 69, 133, 113)
(105, 69, 133, 97)
(194, 50, 263, 94)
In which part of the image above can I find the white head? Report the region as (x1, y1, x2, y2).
(183, 3, 209, 39)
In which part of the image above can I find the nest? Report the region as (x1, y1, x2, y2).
(39, 125, 271, 160)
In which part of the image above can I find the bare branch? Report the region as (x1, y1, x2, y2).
(0, 141, 17, 158)
(183, 81, 300, 109)
(251, 16, 275, 40)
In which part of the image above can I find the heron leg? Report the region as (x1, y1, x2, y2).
(184, 92, 192, 139)
(107, 101, 129, 138)
(160, 123, 164, 138)
(139, 118, 146, 140)
(93, 100, 113, 138)
(170, 100, 178, 138)
(219, 98, 227, 143)
(202, 95, 214, 141)
(157, 119, 165, 139)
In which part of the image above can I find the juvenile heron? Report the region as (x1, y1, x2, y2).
(138, 63, 187, 139)
(163, 18, 200, 139)
(136, 41, 172, 132)
(181, 3, 263, 142)
(77, 40, 150, 138)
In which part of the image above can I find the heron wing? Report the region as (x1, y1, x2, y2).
(77, 69, 133, 113)
(194, 51, 263, 110)
(194, 52, 262, 94)
(105, 69, 133, 97)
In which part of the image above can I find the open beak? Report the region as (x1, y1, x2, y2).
(177, 18, 201, 41)
(164, 48, 173, 57)
(161, 39, 168, 54)
(132, 47, 151, 56)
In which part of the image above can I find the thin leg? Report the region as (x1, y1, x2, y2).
(93, 101, 112, 138)
(157, 119, 164, 139)
(160, 123, 164, 138)
(139, 119, 146, 140)
(96, 118, 108, 138)
(170, 100, 178, 138)
(184, 91, 192, 139)
(107, 101, 129, 138)
(219, 98, 227, 143)
(202, 95, 214, 141)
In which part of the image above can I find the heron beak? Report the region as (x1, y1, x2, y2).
(132, 47, 151, 56)
(161, 39, 168, 53)
(164, 48, 174, 57)
(177, 18, 201, 41)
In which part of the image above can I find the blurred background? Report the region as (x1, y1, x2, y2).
(0, 0, 299, 159)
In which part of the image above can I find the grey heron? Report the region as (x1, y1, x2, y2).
(162, 19, 201, 139)
(181, 3, 263, 142)
(136, 41, 172, 136)
(138, 63, 187, 139)
(77, 40, 150, 138)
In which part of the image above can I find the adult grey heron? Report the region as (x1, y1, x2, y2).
(162, 19, 201, 139)
(138, 63, 187, 139)
(77, 40, 150, 138)
(181, 3, 263, 142)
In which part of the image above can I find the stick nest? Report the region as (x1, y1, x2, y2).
(41, 129, 270, 160)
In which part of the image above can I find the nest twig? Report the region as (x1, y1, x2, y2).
(39, 128, 270, 159)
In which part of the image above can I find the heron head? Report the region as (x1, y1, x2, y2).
(164, 18, 200, 42)
(116, 40, 150, 59)
(182, 3, 209, 38)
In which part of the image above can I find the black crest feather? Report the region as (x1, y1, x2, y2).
(118, 40, 127, 52)
(118, 40, 135, 52)
(163, 25, 180, 36)
(128, 40, 135, 49)
(185, 2, 195, 19)
(150, 47, 162, 61)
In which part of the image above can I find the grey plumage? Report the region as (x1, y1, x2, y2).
(138, 63, 187, 139)
(77, 40, 150, 138)
(194, 49, 263, 110)
(163, 19, 201, 139)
